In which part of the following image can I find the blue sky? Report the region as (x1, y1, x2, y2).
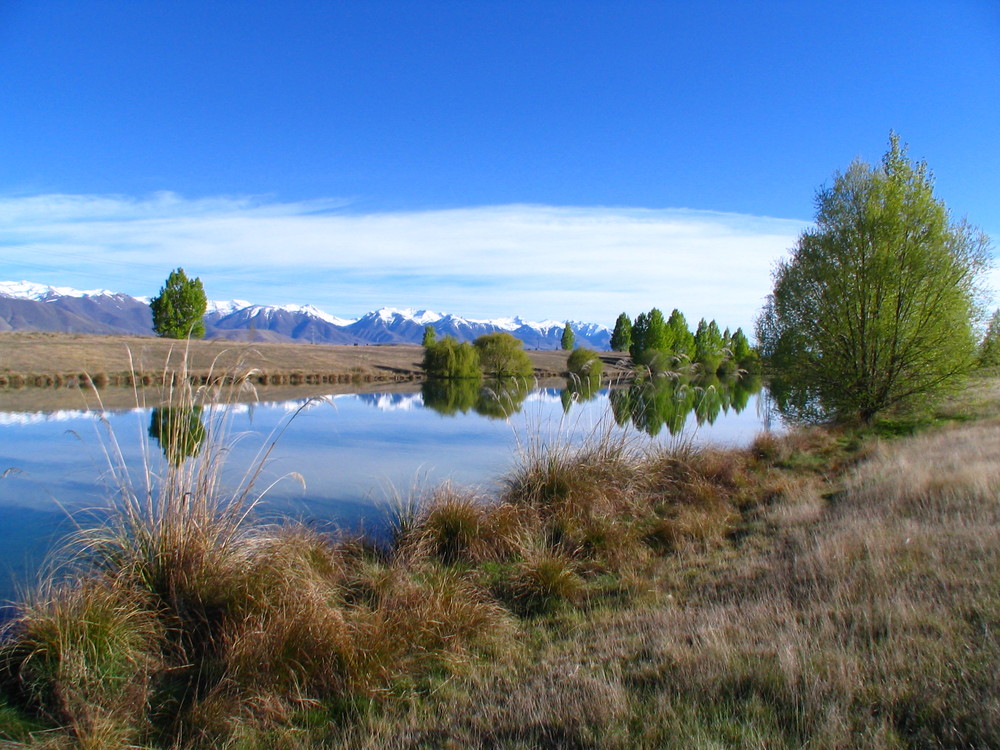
(1, 1, 998, 330)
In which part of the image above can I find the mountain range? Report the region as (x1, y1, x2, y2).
(0, 281, 611, 350)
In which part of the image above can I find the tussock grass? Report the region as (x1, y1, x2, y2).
(1, 359, 997, 747)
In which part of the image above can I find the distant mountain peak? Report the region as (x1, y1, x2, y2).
(0, 280, 119, 302)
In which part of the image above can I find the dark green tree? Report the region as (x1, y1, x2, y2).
(629, 312, 649, 361)
(609, 313, 632, 352)
(979, 309, 1000, 367)
(473, 332, 533, 378)
(756, 133, 991, 423)
(560, 322, 575, 350)
(421, 324, 437, 347)
(149, 268, 207, 339)
(729, 328, 758, 371)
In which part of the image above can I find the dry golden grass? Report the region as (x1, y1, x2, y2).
(0, 331, 598, 394)
(307, 401, 1000, 748)
(2, 363, 997, 748)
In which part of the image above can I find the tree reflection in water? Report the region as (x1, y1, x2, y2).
(421, 377, 531, 420)
(148, 405, 207, 464)
(421, 370, 761, 438)
(610, 372, 762, 437)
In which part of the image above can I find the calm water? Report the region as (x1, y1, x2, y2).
(0, 379, 775, 606)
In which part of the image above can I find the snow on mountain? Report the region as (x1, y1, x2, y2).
(0, 280, 119, 301)
(0, 280, 611, 349)
(205, 299, 253, 316)
(274, 304, 356, 327)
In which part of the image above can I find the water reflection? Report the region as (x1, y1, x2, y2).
(421, 377, 531, 419)
(148, 406, 207, 464)
(418, 372, 762, 438)
(610, 372, 762, 437)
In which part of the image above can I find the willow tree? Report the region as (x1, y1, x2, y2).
(756, 134, 991, 423)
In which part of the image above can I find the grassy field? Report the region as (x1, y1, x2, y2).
(0, 332, 627, 395)
(0, 370, 996, 748)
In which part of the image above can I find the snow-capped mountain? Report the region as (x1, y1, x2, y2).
(0, 281, 611, 350)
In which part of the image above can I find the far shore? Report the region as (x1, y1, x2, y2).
(0, 331, 632, 411)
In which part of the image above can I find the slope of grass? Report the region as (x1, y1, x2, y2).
(0, 371, 997, 748)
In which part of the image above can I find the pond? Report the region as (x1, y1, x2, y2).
(0, 375, 777, 607)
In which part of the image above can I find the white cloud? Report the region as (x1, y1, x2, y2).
(0, 192, 809, 331)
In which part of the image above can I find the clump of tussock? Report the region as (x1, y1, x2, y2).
(396, 484, 526, 566)
(634, 444, 762, 554)
(0, 579, 164, 748)
(496, 543, 586, 616)
(500, 426, 655, 575)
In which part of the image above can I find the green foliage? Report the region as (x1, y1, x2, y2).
(474, 332, 533, 378)
(667, 308, 695, 357)
(629, 312, 649, 361)
(422, 337, 482, 379)
(560, 322, 575, 350)
(630, 308, 671, 363)
(694, 318, 725, 374)
(421, 324, 437, 347)
(756, 133, 992, 423)
(565, 348, 604, 406)
(979, 309, 1000, 366)
(610, 312, 632, 352)
(729, 327, 755, 368)
(149, 267, 207, 339)
(566, 347, 603, 379)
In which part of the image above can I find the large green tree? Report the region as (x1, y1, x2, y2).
(609, 313, 632, 352)
(150, 268, 207, 339)
(756, 134, 992, 423)
(473, 332, 533, 378)
(666, 309, 694, 357)
(629, 308, 670, 363)
(693, 318, 725, 374)
(421, 337, 481, 379)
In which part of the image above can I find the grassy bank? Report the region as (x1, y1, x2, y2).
(0, 373, 997, 748)
(0, 332, 616, 393)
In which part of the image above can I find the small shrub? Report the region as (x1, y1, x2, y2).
(566, 348, 604, 379)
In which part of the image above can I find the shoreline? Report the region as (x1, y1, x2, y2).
(0, 332, 632, 412)
(0, 331, 632, 404)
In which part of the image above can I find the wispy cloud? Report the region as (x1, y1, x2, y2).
(0, 192, 809, 330)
